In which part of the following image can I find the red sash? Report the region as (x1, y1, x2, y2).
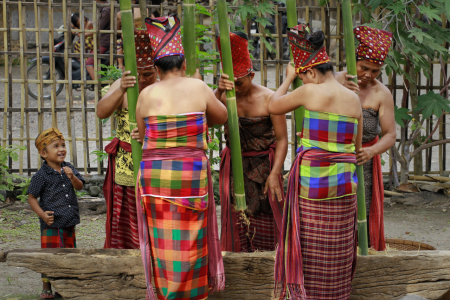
(363, 136, 386, 251)
(219, 143, 285, 252)
(103, 137, 132, 249)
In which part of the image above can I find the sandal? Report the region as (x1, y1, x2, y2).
(40, 290, 54, 299)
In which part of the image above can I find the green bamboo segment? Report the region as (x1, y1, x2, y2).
(286, 0, 305, 136)
(217, 0, 247, 211)
(342, 0, 368, 256)
(183, 0, 196, 77)
(119, 0, 142, 182)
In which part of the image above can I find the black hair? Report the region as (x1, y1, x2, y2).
(231, 31, 249, 40)
(71, 13, 80, 28)
(154, 55, 185, 73)
(134, 0, 139, 3)
(306, 31, 333, 75)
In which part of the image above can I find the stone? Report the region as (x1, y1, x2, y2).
(5, 249, 450, 300)
(398, 296, 428, 300)
(88, 186, 101, 197)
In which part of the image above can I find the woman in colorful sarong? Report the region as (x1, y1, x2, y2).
(98, 29, 157, 250)
(335, 26, 396, 251)
(135, 15, 227, 300)
(268, 26, 363, 300)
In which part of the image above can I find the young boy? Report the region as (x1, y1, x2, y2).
(27, 128, 84, 299)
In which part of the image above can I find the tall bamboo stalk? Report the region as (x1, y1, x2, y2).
(119, 0, 142, 181)
(286, 0, 304, 135)
(217, 0, 247, 211)
(342, 0, 368, 256)
(183, 0, 196, 77)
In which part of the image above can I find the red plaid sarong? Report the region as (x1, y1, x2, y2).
(111, 184, 140, 249)
(363, 136, 386, 251)
(237, 211, 275, 252)
(41, 226, 76, 282)
(143, 195, 209, 300)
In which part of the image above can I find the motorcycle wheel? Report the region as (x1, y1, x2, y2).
(27, 61, 64, 100)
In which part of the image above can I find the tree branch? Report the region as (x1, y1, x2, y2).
(391, 144, 405, 165)
(411, 139, 450, 158)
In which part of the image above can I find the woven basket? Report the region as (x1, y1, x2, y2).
(385, 239, 436, 251)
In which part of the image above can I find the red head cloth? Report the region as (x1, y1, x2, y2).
(134, 29, 154, 69)
(145, 14, 184, 62)
(288, 24, 330, 74)
(354, 26, 393, 65)
(217, 31, 253, 79)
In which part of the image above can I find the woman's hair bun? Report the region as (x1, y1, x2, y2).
(308, 31, 325, 48)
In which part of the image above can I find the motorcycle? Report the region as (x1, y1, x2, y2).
(27, 32, 110, 100)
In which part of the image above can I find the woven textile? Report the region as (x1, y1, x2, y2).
(135, 29, 154, 69)
(41, 226, 76, 283)
(355, 26, 392, 65)
(110, 184, 140, 249)
(288, 25, 330, 73)
(73, 36, 94, 55)
(115, 109, 134, 187)
(217, 31, 253, 79)
(41, 226, 76, 249)
(145, 14, 184, 61)
(143, 195, 209, 300)
(35, 127, 64, 151)
(220, 116, 284, 252)
(137, 114, 225, 300)
(298, 110, 358, 200)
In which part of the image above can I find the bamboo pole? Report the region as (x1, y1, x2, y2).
(119, 0, 142, 181)
(2, 0, 8, 148)
(217, 0, 247, 211)
(139, 0, 147, 22)
(48, 0, 57, 128)
(63, 0, 74, 165)
(81, 5, 90, 174)
(18, 1, 25, 174)
(286, 0, 304, 136)
(342, 0, 368, 256)
(183, 0, 196, 77)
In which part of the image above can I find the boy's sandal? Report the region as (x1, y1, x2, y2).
(40, 290, 54, 299)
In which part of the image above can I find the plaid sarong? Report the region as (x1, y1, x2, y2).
(298, 110, 358, 200)
(41, 226, 76, 282)
(238, 211, 276, 252)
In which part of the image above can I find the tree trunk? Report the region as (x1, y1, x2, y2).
(400, 161, 410, 184)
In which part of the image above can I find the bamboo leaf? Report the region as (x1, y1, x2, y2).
(418, 5, 442, 21)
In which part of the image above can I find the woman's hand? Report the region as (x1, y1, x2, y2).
(356, 146, 375, 165)
(342, 73, 360, 94)
(217, 73, 234, 94)
(131, 127, 141, 143)
(120, 71, 136, 93)
(264, 172, 283, 202)
(286, 62, 297, 82)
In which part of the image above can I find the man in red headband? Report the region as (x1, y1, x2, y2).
(215, 31, 288, 253)
(336, 26, 396, 251)
(97, 29, 157, 250)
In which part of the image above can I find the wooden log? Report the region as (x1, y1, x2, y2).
(5, 249, 450, 300)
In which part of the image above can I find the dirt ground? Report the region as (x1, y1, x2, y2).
(1, 197, 449, 299)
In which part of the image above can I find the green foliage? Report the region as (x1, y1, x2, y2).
(0, 145, 29, 203)
(394, 105, 412, 127)
(414, 91, 450, 120)
(75, 189, 87, 197)
(207, 125, 222, 167)
(98, 64, 123, 82)
(90, 150, 109, 163)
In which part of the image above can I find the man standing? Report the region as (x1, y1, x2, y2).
(97, 29, 157, 249)
(336, 26, 396, 251)
(216, 32, 288, 252)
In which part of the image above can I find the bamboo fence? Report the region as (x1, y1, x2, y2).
(0, 0, 449, 176)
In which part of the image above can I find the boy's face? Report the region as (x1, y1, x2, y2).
(39, 139, 67, 164)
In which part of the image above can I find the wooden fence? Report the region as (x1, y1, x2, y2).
(0, 0, 449, 175)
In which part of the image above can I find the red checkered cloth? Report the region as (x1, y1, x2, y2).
(354, 26, 392, 65)
(288, 25, 330, 73)
(41, 226, 76, 283)
(145, 14, 184, 61)
(238, 211, 276, 252)
(110, 184, 140, 249)
(363, 136, 386, 251)
(217, 31, 253, 79)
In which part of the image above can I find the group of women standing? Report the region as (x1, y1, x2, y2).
(97, 13, 395, 300)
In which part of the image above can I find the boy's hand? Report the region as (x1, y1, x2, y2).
(63, 166, 74, 179)
(42, 211, 55, 226)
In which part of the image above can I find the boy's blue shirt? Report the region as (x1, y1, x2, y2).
(27, 161, 85, 231)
